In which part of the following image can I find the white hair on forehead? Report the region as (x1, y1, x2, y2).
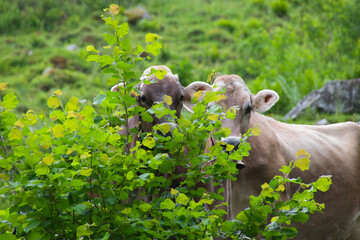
(213, 75, 250, 92)
(140, 65, 178, 81)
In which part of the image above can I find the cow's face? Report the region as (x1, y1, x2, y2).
(112, 65, 212, 134)
(137, 74, 185, 132)
(213, 75, 279, 135)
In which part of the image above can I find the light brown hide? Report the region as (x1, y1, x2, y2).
(206, 74, 360, 240)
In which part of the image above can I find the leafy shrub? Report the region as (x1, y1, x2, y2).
(270, 0, 289, 17)
(0, 4, 331, 239)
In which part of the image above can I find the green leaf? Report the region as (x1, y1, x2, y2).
(160, 198, 175, 210)
(145, 42, 162, 56)
(2, 92, 18, 110)
(35, 166, 50, 176)
(103, 33, 117, 45)
(116, 61, 133, 71)
(99, 55, 114, 68)
(120, 38, 131, 52)
(141, 111, 154, 122)
(313, 175, 332, 192)
(77, 224, 93, 237)
(117, 23, 129, 38)
(139, 202, 152, 212)
(0, 233, 17, 240)
(71, 204, 87, 214)
(93, 94, 106, 106)
(292, 212, 309, 223)
(235, 211, 248, 222)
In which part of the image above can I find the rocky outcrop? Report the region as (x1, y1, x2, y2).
(285, 79, 360, 120)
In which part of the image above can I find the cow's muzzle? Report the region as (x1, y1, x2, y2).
(155, 122, 178, 138)
(220, 136, 245, 170)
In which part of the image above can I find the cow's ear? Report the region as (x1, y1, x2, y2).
(183, 81, 212, 111)
(111, 83, 124, 92)
(253, 90, 279, 113)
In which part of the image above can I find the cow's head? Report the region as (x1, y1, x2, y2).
(112, 65, 212, 133)
(213, 74, 279, 135)
(207, 74, 279, 169)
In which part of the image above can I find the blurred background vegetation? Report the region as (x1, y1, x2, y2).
(1, 0, 359, 123)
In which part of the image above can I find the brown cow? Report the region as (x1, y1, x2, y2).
(206, 74, 360, 240)
(112, 65, 212, 151)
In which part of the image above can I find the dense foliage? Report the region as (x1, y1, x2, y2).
(0, 0, 359, 123)
(0, 5, 332, 239)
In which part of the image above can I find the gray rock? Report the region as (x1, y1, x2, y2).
(285, 79, 360, 120)
(66, 44, 79, 51)
(315, 119, 329, 125)
(42, 67, 53, 76)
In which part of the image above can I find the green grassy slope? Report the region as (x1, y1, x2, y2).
(1, 0, 359, 122)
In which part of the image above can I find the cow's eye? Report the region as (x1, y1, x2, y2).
(245, 105, 252, 114)
(140, 95, 147, 103)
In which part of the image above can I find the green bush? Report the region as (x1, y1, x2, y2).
(0, 4, 331, 239)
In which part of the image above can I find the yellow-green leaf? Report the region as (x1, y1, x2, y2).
(170, 188, 179, 195)
(53, 89, 63, 96)
(215, 94, 226, 102)
(159, 123, 171, 134)
(313, 175, 332, 192)
(160, 198, 175, 210)
(226, 144, 234, 152)
(143, 136, 155, 149)
(80, 168, 93, 177)
(2, 92, 18, 110)
(176, 193, 189, 205)
(110, 4, 119, 15)
(207, 114, 218, 121)
(271, 216, 279, 223)
(122, 208, 131, 214)
(0, 173, 9, 181)
(36, 166, 49, 176)
(43, 155, 54, 165)
(145, 33, 161, 43)
(65, 97, 80, 112)
(296, 149, 311, 158)
(64, 118, 78, 132)
(163, 95, 172, 105)
(294, 157, 310, 171)
(8, 128, 23, 141)
(86, 45, 98, 53)
(0, 83, 8, 91)
(47, 96, 61, 109)
(193, 91, 202, 101)
(53, 125, 65, 138)
(276, 184, 285, 192)
(251, 126, 261, 136)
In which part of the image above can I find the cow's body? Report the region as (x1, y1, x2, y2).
(207, 75, 360, 240)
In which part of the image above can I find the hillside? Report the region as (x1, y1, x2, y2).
(1, 0, 359, 122)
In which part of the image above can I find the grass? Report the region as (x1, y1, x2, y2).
(1, 0, 359, 123)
